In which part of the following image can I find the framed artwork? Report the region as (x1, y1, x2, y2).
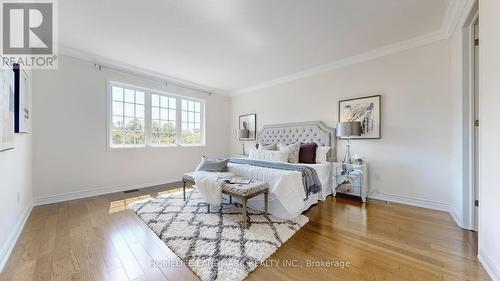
(338, 95, 381, 139)
(239, 113, 256, 141)
(14, 64, 31, 134)
(0, 65, 15, 152)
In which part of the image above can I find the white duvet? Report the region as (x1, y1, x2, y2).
(227, 162, 333, 219)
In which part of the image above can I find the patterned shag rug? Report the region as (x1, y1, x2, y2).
(128, 188, 308, 281)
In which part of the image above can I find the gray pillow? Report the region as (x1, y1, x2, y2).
(195, 156, 229, 172)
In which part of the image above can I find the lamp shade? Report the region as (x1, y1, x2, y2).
(238, 129, 250, 139)
(336, 122, 362, 137)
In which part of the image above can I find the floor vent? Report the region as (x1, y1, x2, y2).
(123, 189, 140, 194)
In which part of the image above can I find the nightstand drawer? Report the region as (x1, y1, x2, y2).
(336, 184, 360, 197)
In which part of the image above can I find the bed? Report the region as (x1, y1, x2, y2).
(227, 121, 336, 219)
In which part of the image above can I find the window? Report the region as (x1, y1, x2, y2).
(108, 82, 204, 148)
(151, 94, 176, 145)
(111, 85, 145, 146)
(181, 99, 202, 144)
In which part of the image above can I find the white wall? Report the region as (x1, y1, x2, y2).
(32, 55, 231, 202)
(478, 0, 500, 279)
(230, 40, 454, 209)
(0, 87, 33, 269)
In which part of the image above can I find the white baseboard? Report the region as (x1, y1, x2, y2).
(479, 248, 500, 281)
(0, 202, 33, 273)
(448, 206, 465, 229)
(369, 192, 451, 212)
(33, 177, 181, 206)
(1, 178, 181, 271)
(369, 192, 465, 228)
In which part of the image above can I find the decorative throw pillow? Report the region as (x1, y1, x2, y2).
(195, 156, 229, 172)
(248, 148, 289, 163)
(299, 142, 318, 164)
(277, 142, 301, 163)
(315, 146, 331, 163)
(257, 143, 277, 150)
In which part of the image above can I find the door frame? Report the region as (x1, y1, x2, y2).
(462, 2, 479, 231)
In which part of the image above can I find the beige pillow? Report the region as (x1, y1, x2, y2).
(278, 142, 301, 163)
(248, 148, 289, 163)
(258, 143, 277, 150)
(315, 146, 331, 163)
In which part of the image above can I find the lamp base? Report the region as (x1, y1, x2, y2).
(342, 138, 352, 164)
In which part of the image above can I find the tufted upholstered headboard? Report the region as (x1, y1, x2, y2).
(256, 121, 336, 162)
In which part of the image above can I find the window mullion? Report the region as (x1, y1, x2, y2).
(144, 92, 152, 146)
(108, 83, 113, 147)
(176, 98, 182, 145)
(201, 103, 205, 145)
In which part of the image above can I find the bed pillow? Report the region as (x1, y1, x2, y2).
(248, 148, 289, 163)
(315, 146, 331, 163)
(195, 156, 229, 172)
(299, 142, 318, 164)
(277, 142, 301, 163)
(257, 143, 277, 150)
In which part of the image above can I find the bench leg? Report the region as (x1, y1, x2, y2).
(229, 196, 232, 204)
(264, 191, 268, 215)
(242, 197, 247, 228)
(207, 204, 210, 213)
(183, 180, 186, 201)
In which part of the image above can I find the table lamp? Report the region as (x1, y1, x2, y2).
(336, 122, 362, 163)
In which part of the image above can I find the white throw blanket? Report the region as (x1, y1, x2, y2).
(194, 171, 225, 206)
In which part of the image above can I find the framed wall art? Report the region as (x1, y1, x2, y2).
(14, 64, 31, 134)
(0, 66, 15, 152)
(238, 113, 256, 141)
(338, 95, 381, 139)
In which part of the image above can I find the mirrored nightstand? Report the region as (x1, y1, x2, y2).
(332, 162, 367, 202)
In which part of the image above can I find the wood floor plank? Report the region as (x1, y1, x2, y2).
(0, 182, 491, 281)
(105, 215, 145, 280)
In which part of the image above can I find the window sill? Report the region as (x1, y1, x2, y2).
(108, 144, 205, 149)
(150, 144, 178, 148)
(110, 144, 146, 149)
(178, 144, 205, 147)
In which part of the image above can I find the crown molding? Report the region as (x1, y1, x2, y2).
(60, 0, 471, 97)
(231, 0, 470, 96)
(232, 31, 447, 95)
(59, 44, 229, 96)
(442, 0, 475, 37)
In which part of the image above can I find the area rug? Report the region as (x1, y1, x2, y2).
(128, 188, 308, 281)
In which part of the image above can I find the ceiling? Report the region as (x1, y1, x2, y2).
(59, 0, 451, 95)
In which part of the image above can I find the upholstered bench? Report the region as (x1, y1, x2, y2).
(221, 180, 269, 227)
(182, 172, 269, 227)
(182, 172, 196, 201)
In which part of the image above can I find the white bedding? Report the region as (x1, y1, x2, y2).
(227, 161, 333, 219)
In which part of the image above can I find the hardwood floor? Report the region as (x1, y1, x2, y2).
(1, 182, 490, 281)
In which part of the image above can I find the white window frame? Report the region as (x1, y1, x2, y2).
(107, 80, 206, 149)
(179, 97, 205, 147)
(150, 93, 178, 147)
(107, 82, 147, 149)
